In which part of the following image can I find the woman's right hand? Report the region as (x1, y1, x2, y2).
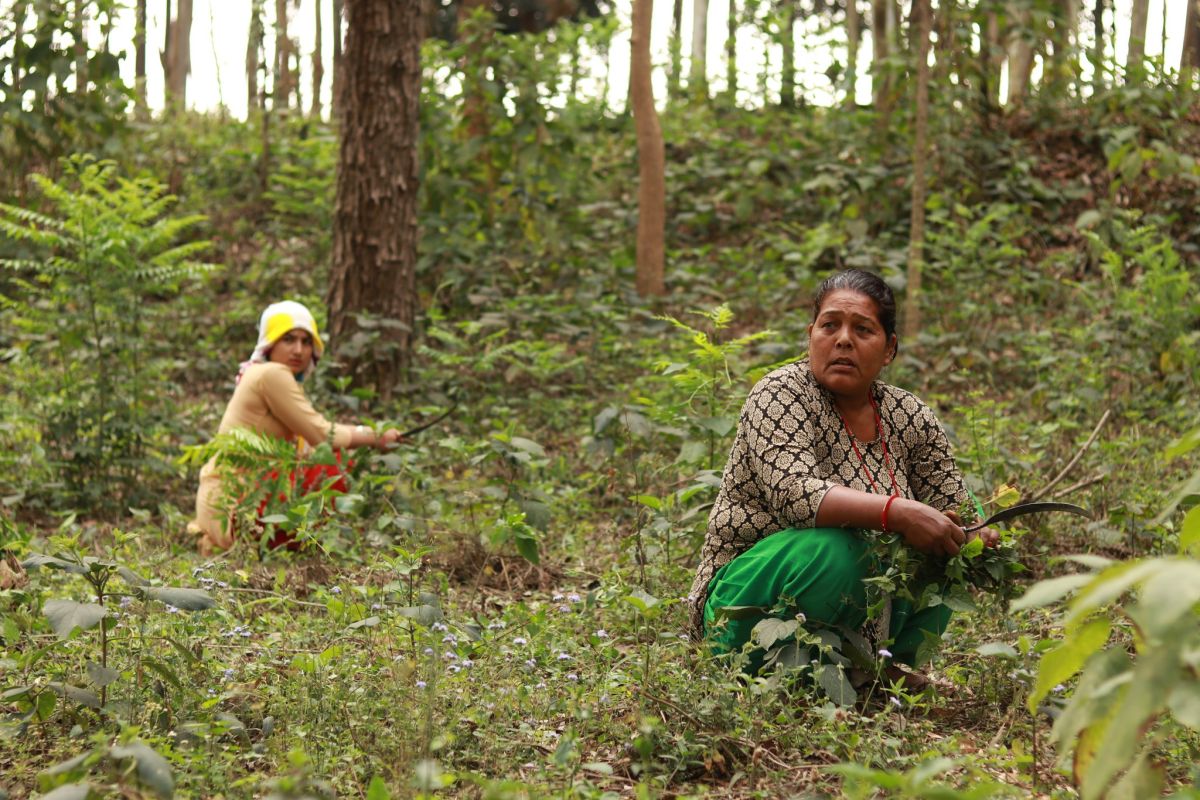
(890, 498, 967, 557)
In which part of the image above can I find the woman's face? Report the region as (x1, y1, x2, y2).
(269, 329, 314, 374)
(807, 289, 896, 402)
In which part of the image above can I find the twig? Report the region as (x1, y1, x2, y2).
(1052, 472, 1105, 499)
(1030, 409, 1112, 501)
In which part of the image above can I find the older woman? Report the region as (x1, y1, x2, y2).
(687, 269, 997, 677)
(188, 301, 401, 554)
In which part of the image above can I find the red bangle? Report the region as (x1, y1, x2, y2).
(881, 494, 899, 533)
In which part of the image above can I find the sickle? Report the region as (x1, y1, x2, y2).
(963, 501, 1090, 532)
(397, 403, 457, 439)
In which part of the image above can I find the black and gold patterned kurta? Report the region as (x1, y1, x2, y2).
(686, 359, 969, 635)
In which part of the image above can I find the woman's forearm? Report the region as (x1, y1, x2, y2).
(813, 485, 892, 530)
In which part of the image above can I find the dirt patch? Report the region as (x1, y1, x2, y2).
(433, 529, 562, 593)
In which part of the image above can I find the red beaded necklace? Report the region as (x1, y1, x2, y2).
(837, 395, 898, 498)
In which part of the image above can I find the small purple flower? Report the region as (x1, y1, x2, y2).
(329, 586, 341, 595)
(552, 593, 565, 602)
(447, 664, 462, 674)
(567, 593, 582, 604)
(423, 647, 434, 656)
(460, 659, 474, 669)
(890, 696, 902, 708)
(556, 652, 572, 661)
(678, 634, 690, 642)
(878, 648, 893, 659)
(240, 629, 251, 638)
(524, 658, 537, 669)
(1053, 684, 1066, 694)
(441, 633, 458, 645)
(443, 650, 457, 661)
(222, 668, 235, 681)
(566, 673, 578, 681)
(165, 605, 181, 614)
(557, 604, 571, 613)
(119, 596, 133, 608)
(487, 620, 506, 630)
(416, 680, 427, 689)
(371, 603, 384, 611)
(513, 636, 528, 646)
(593, 629, 608, 639)
(432, 622, 449, 632)
(535, 681, 546, 690)
(216, 580, 229, 589)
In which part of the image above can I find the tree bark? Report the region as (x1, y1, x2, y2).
(328, 0, 421, 401)
(1125, 0, 1149, 81)
(780, 1, 796, 108)
(312, 0, 324, 117)
(904, 0, 932, 341)
(73, 0, 87, 94)
(669, 0, 684, 100)
(1092, 0, 1105, 92)
(691, 0, 710, 99)
(726, 0, 738, 101)
(845, 0, 860, 108)
(134, 0, 146, 110)
(247, 1, 263, 116)
(333, 0, 344, 118)
(631, 0, 665, 297)
(871, 0, 889, 109)
(1184, 0, 1200, 78)
(164, 0, 192, 109)
(1006, 2, 1034, 106)
(274, 0, 293, 109)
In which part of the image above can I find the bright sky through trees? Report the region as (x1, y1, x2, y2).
(104, 0, 1192, 119)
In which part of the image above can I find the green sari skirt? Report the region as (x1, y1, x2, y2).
(702, 527, 951, 667)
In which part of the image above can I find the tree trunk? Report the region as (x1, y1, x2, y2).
(1092, 0, 1105, 92)
(12, 1, 27, 97)
(247, 1, 263, 115)
(845, 0, 860, 108)
(871, 0, 889, 108)
(164, 0, 192, 109)
(274, 0, 293, 109)
(72, 0, 88, 95)
(1184, 0, 1200, 78)
(691, 0, 710, 99)
(726, 0, 738, 101)
(905, 0, 932, 341)
(780, 1, 796, 108)
(631, 0, 665, 297)
(1126, 0, 1149, 80)
(1006, 1, 1034, 106)
(134, 0, 146, 110)
(312, 0, 324, 117)
(669, 0, 684, 100)
(333, 0, 344, 117)
(328, 0, 421, 402)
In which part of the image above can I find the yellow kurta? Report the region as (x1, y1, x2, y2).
(188, 362, 354, 550)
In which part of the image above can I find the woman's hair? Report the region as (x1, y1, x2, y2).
(811, 269, 898, 354)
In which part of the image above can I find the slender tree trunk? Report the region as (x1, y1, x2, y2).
(311, 0, 324, 117)
(691, 0, 710, 99)
(274, 0, 292, 109)
(12, 1, 27, 97)
(73, 0, 86, 95)
(1126, 0, 1149, 80)
(134, 0, 146, 111)
(1092, 0, 1105, 92)
(726, 0, 738, 101)
(669, 0, 684, 100)
(781, 1, 796, 108)
(631, 0, 665, 297)
(981, 10, 1002, 107)
(457, 0, 494, 191)
(164, 0, 193, 109)
(247, 2, 263, 116)
(846, 0, 860, 108)
(333, 0, 344, 117)
(905, 0, 932, 341)
(1183, 0, 1200, 79)
(1006, 2, 1035, 106)
(328, 0, 421, 401)
(871, 0, 889, 108)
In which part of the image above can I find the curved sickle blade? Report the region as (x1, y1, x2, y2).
(964, 501, 1090, 532)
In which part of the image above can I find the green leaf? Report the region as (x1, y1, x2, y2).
(1131, 560, 1200, 637)
(22, 553, 87, 575)
(910, 757, 956, 786)
(1075, 209, 1103, 229)
(43, 600, 108, 639)
(959, 537, 984, 559)
(1106, 750, 1165, 800)
(39, 783, 95, 800)
(581, 762, 614, 776)
(144, 587, 215, 611)
(348, 616, 380, 630)
(975, 642, 1018, 659)
(397, 605, 443, 626)
(1164, 427, 1200, 460)
(1167, 682, 1200, 730)
(109, 741, 174, 799)
(1029, 618, 1111, 713)
(1010, 572, 1094, 612)
(816, 664, 856, 706)
(514, 534, 539, 565)
(752, 617, 799, 651)
(366, 776, 392, 800)
(46, 682, 101, 709)
(117, 566, 151, 587)
(623, 589, 660, 615)
(86, 661, 120, 689)
(1064, 560, 1165, 630)
(1180, 505, 1200, 556)
(631, 494, 662, 511)
(508, 437, 545, 457)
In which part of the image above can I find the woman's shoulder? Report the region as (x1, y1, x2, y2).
(747, 359, 823, 410)
(875, 381, 941, 426)
(238, 362, 296, 391)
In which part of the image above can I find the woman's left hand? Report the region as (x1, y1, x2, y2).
(944, 510, 1001, 548)
(378, 429, 405, 449)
